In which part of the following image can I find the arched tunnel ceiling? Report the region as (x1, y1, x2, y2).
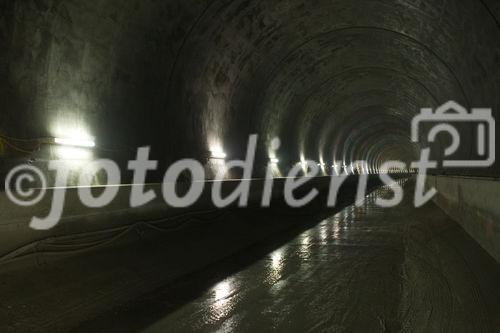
(1, 0, 500, 177)
(168, 0, 500, 175)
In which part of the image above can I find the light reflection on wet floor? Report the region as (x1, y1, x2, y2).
(90, 179, 500, 332)
(138, 179, 448, 332)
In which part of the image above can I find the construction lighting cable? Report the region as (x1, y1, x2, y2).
(0, 137, 40, 154)
(0, 208, 232, 267)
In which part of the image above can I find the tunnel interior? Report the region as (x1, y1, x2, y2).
(1, 0, 499, 180)
(1, 1, 500, 332)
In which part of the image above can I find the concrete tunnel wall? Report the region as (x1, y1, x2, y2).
(428, 175, 500, 263)
(1, 0, 500, 179)
(0, 1, 500, 262)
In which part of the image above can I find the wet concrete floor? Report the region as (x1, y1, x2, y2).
(79, 180, 500, 332)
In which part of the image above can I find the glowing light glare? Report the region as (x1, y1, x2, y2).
(269, 159, 282, 177)
(342, 164, 348, 174)
(299, 155, 307, 169)
(320, 225, 328, 241)
(271, 249, 283, 269)
(54, 137, 95, 148)
(210, 279, 235, 320)
(210, 149, 227, 159)
(213, 280, 232, 301)
(52, 125, 95, 148)
(298, 159, 308, 172)
(52, 129, 94, 162)
(318, 156, 327, 168)
(267, 248, 286, 284)
(332, 163, 341, 175)
(55, 146, 92, 160)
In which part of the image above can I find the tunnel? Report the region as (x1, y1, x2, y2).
(0, 0, 500, 332)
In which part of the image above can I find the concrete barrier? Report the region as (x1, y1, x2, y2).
(0, 175, 383, 270)
(428, 175, 500, 263)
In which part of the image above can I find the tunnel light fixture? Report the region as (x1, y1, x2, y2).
(210, 149, 227, 160)
(299, 160, 309, 173)
(54, 137, 95, 148)
(55, 146, 93, 160)
(332, 164, 341, 175)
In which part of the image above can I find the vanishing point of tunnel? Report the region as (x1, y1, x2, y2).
(0, 1, 500, 332)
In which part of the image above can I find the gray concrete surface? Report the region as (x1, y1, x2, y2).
(74, 180, 500, 332)
(429, 175, 500, 263)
